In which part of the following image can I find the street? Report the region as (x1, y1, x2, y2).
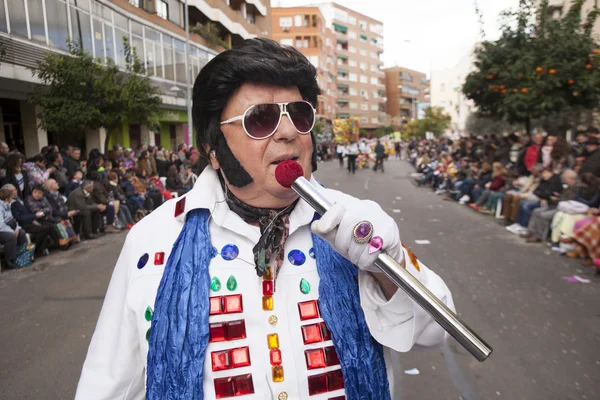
(1, 159, 599, 400)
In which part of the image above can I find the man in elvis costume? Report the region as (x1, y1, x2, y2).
(75, 38, 454, 400)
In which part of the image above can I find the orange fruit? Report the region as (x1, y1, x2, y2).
(586, 64, 592, 69)
(513, 88, 518, 93)
(568, 79, 574, 84)
(549, 69, 556, 74)
(594, 49, 600, 55)
(536, 67, 543, 73)
(521, 88, 528, 93)
(487, 74, 494, 79)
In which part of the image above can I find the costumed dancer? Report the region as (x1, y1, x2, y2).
(75, 38, 454, 400)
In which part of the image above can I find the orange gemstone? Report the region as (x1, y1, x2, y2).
(262, 296, 274, 311)
(264, 267, 273, 280)
(267, 333, 279, 349)
(272, 365, 284, 382)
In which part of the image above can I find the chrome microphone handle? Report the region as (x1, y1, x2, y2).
(292, 176, 493, 362)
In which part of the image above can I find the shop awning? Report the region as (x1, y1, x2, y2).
(360, 34, 368, 40)
(337, 113, 350, 118)
(337, 54, 348, 60)
(336, 38, 348, 44)
(371, 38, 378, 43)
(337, 99, 349, 103)
(378, 89, 385, 94)
(337, 69, 348, 74)
(333, 23, 348, 33)
(337, 83, 349, 89)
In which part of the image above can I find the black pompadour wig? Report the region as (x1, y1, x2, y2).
(192, 38, 321, 187)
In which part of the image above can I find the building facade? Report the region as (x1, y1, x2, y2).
(271, 2, 386, 131)
(383, 66, 428, 126)
(0, 0, 270, 156)
(271, 6, 337, 122)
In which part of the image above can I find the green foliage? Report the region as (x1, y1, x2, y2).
(463, 0, 600, 134)
(465, 113, 522, 135)
(373, 125, 394, 138)
(402, 107, 451, 139)
(29, 38, 162, 150)
(191, 22, 230, 50)
(312, 119, 324, 137)
(0, 41, 6, 67)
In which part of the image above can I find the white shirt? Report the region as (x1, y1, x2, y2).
(75, 167, 454, 400)
(345, 144, 359, 156)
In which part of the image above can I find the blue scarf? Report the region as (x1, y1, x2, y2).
(147, 208, 390, 399)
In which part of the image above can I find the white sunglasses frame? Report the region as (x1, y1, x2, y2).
(220, 100, 316, 140)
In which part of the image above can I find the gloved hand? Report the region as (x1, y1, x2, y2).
(311, 199, 403, 272)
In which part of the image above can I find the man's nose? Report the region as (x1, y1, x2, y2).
(272, 112, 298, 142)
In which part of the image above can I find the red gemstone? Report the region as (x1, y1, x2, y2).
(210, 297, 223, 315)
(262, 280, 274, 296)
(223, 294, 243, 314)
(269, 348, 282, 366)
(307, 373, 328, 396)
(298, 300, 319, 321)
(320, 322, 332, 341)
(214, 376, 235, 398)
(209, 322, 227, 343)
(154, 252, 165, 265)
(305, 348, 326, 369)
(327, 369, 344, 391)
(301, 323, 323, 344)
(324, 346, 340, 366)
(233, 373, 255, 396)
(329, 397, 346, 400)
(174, 196, 186, 217)
(229, 347, 251, 368)
(226, 319, 247, 340)
(211, 350, 231, 371)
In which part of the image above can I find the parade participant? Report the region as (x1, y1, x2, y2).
(75, 38, 454, 400)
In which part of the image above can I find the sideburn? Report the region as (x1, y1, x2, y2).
(214, 133, 254, 188)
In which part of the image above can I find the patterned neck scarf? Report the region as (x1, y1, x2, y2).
(220, 174, 297, 281)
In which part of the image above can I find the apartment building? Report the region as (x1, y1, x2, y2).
(384, 66, 429, 125)
(0, 0, 270, 155)
(272, 3, 385, 130)
(271, 7, 337, 121)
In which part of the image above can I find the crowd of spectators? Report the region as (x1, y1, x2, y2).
(0, 142, 200, 271)
(409, 128, 600, 270)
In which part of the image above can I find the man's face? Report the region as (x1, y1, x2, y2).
(32, 189, 43, 200)
(586, 143, 598, 153)
(84, 184, 94, 193)
(533, 133, 543, 145)
(72, 150, 81, 160)
(74, 172, 83, 181)
(56, 154, 63, 165)
(215, 83, 313, 208)
(576, 134, 587, 144)
(562, 173, 577, 186)
(0, 143, 8, 153)
(47, 179, 58, 192)
(542, 170, 553, 180)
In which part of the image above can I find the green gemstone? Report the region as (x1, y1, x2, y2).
(146, 327, 151, 341)
(300, 278, 311, 294)
(144, 306, 153, 322)
(226, 275, 237, 291)
(211, 276, 221, 292)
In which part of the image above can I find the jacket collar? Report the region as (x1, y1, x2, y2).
(175, 167, 316, 243)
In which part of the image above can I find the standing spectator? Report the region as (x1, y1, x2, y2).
(169, 152, 183, 172)
(67, 181, 106, 240)
(579, 137, 600, 176)
(47, 152, 68, 193)
(524, 132, 543, 173)
(109, 145, 124, 169)
(138, 150, 154, 178)
(1, 153, 29, 200)
(62, 146, 82, 180)
(23, 155, 54, 192)
(0, 185, 28, 269)
(148, 146, 158, 177)
(166, 165, 186, 196)
(65, 170, 84, 198)
(336, 143, 345, 166)
(8, 184, 52, 256)
(345, 141, 359, 174)
(374, 140, 386, 172)
(155, 151, 169, 177)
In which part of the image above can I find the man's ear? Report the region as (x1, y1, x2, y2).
(204, 144, 220, 170)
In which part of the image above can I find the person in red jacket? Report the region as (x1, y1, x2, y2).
(524, 132, 544, 173)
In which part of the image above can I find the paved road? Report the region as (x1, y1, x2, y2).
(0, 159, 598, 400)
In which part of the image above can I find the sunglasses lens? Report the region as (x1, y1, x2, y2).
(244, 104, 281, 138)
(287, 101, 315, 133)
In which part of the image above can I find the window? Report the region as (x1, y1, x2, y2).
(370, 52, 378, 59)
(294, 15, 303, 27)
(349, 46, 356, 53)
(308, 56, 319, 67)
(157, 0, 168, 19)
(350, 102, 358, 110)
(349, 60, 357, 67)
(361, 103, 368, 110)
(371, 104, 378, 111)
(70, 5, 93, 53)
(359, 49, 366, 56)
(371, 64, 378, 72)
(348, 31, 356, 39)
(145, 27, 161, 77)
(360, 89, 368, 97)
(280, 17, 292, 28)
(370, 77, 378, 85)
(166, 0, 181, 26)
(280, 38, 293, 46)
(174, 39, 186, 84)
(334, 8, 348, 22)
(360, 75, 368, 83)
(29, 0, 46, 44)
(46, 0, 70, 51)
(348, 16, 356, 24)
(359, 62, 367, 70)
(349, 73, 358, 82)
(371, 117, 379, 124)
(359, 20, 367, 30)
(163, 34, 175, 81)
(361, 117, 367, 124)
(295, 36, 303, 48)
(349, 87, 358, 95)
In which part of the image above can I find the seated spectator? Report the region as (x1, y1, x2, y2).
(569, 214, 600, 264)
(25, 184, 63, 247)
(65, 170, 83, 198)
(469, 162, 506, 212)
(46, 152, 68, 193)
(133, 170, 162, 210)
(67, 180, 106, 240)
(120, 172, 146, 216)
(61, 146, 81, 180)
(23, 155, 54, 193)
(103, 172, 134, 229)
(503, 164, 543, 225)
(507, 167, 563, 235)
(579, 136, 600, 176)
(138, 150, 155, 178)
(119, 149, 135, 168)
(8, 184, 51, 256)
(148, 173, 173, 201)
(166, 165, 185, 196)
(44, 179, 79, 221)
(88, 170, 120, 233)
(181, 161, 197, 191)
(2, 153, 29, 200)
(0, 185, 28, 269)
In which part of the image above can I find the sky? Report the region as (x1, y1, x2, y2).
(272, 0, 521, 75)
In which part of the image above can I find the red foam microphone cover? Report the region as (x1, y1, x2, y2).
(275, 160, 304, 188)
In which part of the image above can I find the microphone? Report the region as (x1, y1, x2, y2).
(275, 160, 492, 362)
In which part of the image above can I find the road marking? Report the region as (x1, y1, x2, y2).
(364, 177, 371, 191)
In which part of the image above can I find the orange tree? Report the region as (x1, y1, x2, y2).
(463, 0, 600, 134)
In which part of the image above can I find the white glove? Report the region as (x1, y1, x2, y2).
(311, 200, 403, 272)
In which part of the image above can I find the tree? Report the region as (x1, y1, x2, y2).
(401, 107, 451, 139)
(463, 0, 600, 135)
(30, 38, 162, 151)
(191, 22, 230, 51)
(312, 119, 324, 137)
(465, 113, 521, 135)
(373, 125, 394, 138)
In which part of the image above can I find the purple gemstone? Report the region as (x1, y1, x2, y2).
(355, 222, 372, 239)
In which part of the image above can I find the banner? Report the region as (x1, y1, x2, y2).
(332, 117, 360, 143)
